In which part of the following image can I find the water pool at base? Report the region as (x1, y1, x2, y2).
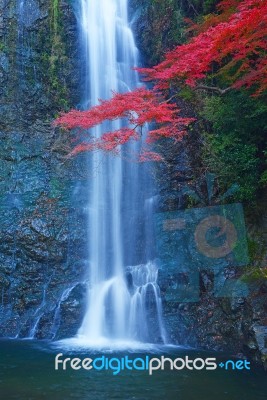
(0, 340, 266, 400)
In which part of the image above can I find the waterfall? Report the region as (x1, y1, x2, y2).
(28, 279, 50, 339)
(70, 0, 166, 347)
(50, 285, 78, 339)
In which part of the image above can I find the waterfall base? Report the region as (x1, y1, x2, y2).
(55, 262, 167, 350)
(54, 337, 164, 352)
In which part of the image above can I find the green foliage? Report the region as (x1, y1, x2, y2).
(260, 151, 267, 187)
(51, 0, 60, 34)
(48, 0, 69, 109)
(0, 42, 6, 52)
(202, 0, 219, 14)
(179, 86, 195, 101)
(182, 0, 219, 17)
(242, 236, 267, 282)
(34, 0, 71, 112)
(242, 266, 267, 282)
(260, 170, 267, 187)
(202, 92, 267, 203)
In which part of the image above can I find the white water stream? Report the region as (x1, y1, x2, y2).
(63, 0, 166, 348)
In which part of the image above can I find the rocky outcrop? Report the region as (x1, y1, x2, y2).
(129, 0, 185, 66)
(0, 0, 88, 339)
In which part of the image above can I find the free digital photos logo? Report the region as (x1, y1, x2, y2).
(55, 354, 251, 375)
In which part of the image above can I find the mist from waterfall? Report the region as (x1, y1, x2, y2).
(70, 0, 166, 348)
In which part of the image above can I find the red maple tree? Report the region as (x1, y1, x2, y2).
(55, 88, 194, 160)
(55, 0, 266, 160)
(140, 0, 267, 95)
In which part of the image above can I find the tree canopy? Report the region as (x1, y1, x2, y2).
(55, 0, 266, 160)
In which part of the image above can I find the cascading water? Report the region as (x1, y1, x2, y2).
(69, 0, 166, 347)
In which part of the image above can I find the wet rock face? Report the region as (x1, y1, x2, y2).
(129, 0, 185, 66)
(153, 124, 267, 368)
(156, 187, 267, 366)
(0, 0, 88, 339)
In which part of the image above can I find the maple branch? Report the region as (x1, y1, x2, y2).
(185, 0, 199, 16)
(165, 94, 180, 103)
(194, 85, 232, 95)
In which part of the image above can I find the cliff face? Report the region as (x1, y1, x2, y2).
(129, 0, 185, 66)
(0, 0, 88, 339)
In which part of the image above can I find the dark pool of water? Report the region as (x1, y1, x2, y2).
(0, 339, 266, 399)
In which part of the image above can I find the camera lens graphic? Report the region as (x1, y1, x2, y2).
(194, 215, 238, 259)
